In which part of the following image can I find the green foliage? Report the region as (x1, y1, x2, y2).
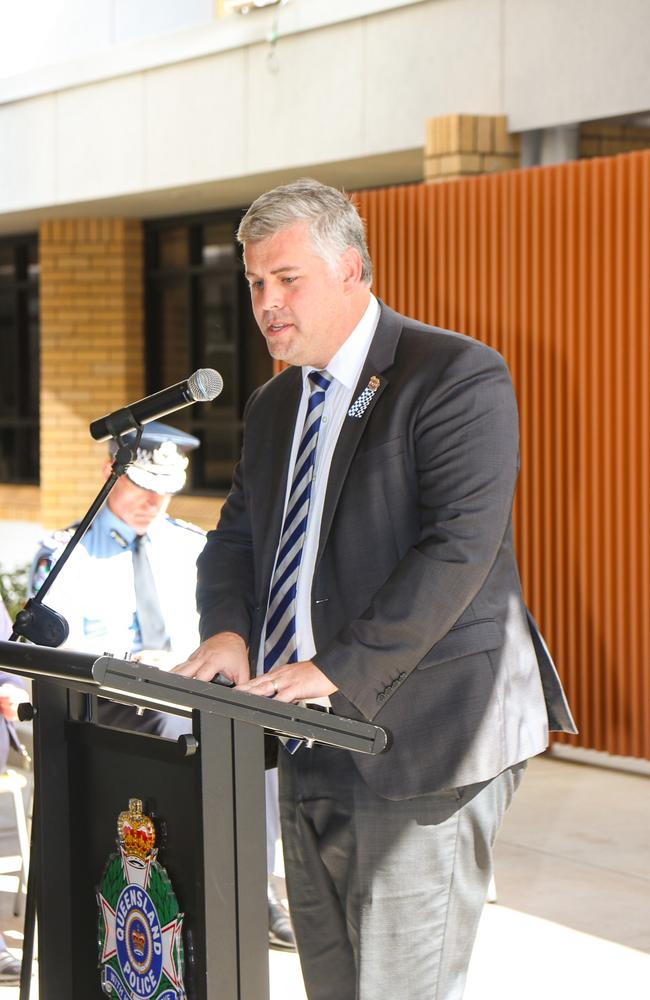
(99, 854, 124, 910)
(0, 562, 29, 622)
(148, 863, 180, 927)
(97, 854, 122, 957)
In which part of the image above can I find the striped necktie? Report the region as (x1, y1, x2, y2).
(263, 370, 333, 673)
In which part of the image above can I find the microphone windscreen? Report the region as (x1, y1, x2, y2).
(188, 369, 223, 401)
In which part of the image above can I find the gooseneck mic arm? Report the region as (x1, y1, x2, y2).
(12, 370, 223, 646)
(89, 368, 224, 442)
(10, 438, 140, 646)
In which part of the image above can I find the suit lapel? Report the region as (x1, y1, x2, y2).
(316, 304, 403, 566)
(258, 368, 303, 594)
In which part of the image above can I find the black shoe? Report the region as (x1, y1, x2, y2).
(0, 948, 21, 983)
(268, 886, 296, 951)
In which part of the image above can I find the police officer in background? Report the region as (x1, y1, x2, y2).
(29, 421, 295, 947)
(30, 422, 205, 737)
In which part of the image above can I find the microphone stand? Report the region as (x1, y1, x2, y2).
(9, 428, 142, 1000)
(10, 433, 142, 647)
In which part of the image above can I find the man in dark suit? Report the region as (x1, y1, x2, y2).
(174, 179, 576, 998)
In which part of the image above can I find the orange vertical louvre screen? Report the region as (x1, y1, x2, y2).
(353, 151, 650, 760)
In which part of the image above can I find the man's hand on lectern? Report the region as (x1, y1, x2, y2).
(171, 632, 250, 686)
(134, 649, 177, 670)
(237, 660, 337, 703)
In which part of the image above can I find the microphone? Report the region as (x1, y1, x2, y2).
(89, 369, 224, 442)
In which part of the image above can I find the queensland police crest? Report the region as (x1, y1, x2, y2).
(97, 799, 186, 999)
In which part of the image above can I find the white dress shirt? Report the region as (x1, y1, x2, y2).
(257, 294, 380, 675)
(31, 505, 206, 661)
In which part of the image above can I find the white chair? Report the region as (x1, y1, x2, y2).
(0, 768, 31, 916)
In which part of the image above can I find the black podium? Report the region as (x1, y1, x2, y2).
(0, 639, 387, 1000)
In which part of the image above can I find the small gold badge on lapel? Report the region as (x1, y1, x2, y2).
(348, 376, 381, 419)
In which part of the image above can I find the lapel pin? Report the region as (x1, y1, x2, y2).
(348, 376, 381, 419)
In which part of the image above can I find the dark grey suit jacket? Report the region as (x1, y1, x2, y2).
(197, 303, 576, 799)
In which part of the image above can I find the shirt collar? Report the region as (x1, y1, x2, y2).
(99, 503, 139, 548)
(301, 293, 380, 391)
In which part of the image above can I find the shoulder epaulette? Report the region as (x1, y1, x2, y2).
(30, 521, 81, 594)
(39, 521, 80, 553)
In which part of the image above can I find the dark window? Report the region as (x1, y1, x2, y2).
(145, 214, 271, 492)
(0, 234, 39, 483)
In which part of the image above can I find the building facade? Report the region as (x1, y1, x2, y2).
(1, 0, 650, 759)
(2, 0, 650, 530)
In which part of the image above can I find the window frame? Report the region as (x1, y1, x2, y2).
(144, 210, 268, 494)
(0, 231, 40, 485)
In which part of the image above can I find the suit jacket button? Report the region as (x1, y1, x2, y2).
(377, 692, 385, 703)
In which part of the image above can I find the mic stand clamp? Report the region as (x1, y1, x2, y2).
(10, 429, 144, 647)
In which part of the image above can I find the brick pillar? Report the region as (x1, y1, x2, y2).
(39, 219, 145, 529)
(580, 121, 650, 158)
(424, 114, 520, 183)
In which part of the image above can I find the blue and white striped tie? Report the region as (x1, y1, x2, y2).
(263, 369, 332, 675)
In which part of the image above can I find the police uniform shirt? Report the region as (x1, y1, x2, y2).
(30, 504, 206, 660)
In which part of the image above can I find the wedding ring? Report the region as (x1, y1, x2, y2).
(271, 678, 279, 696)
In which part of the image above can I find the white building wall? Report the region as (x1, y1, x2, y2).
(1, 0, 649, 230)
(505, 0, 650, 130)
(1, 0, 115, 80)
(0, 0, 431, 95)
(0, 0, 500, 227)
(1, 0, 213, 80)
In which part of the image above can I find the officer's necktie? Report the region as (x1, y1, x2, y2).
(263, 370, 333, 673)
(132, 534, 168, 650)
